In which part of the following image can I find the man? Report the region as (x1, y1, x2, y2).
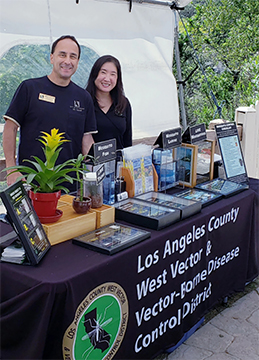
(3, 35, 97, 191)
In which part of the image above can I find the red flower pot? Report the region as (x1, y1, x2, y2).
(29, 190, 61, 217)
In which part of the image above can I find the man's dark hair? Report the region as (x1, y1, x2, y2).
(51, 35, 81, 59)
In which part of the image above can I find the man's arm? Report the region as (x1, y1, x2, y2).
(3, 119, 23, 186)
(82, 133, 94, 156)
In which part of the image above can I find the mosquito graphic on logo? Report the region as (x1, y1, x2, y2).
(81, 302, 113, 359)
(63, 283, 128, 360)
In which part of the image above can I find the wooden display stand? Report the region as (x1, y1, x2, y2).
(42, 202, 96, 246)
(59, 195, 115, 230)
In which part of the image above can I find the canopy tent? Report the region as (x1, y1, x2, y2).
(0, 0, 186, 139)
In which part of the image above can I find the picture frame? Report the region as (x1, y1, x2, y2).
(0, 181, 51, 265)
(174, 143, 198, 188)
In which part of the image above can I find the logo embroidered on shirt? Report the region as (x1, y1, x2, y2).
(38, 93, 55, 103)
(70, 100, 85, 112)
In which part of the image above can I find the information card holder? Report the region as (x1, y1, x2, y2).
(0, 181, 51, 265)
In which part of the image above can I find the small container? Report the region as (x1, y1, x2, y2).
(83, 172, 103, 208)
(102, 160, 115, 205)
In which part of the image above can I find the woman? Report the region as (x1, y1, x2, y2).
(86, 55, 132, 150)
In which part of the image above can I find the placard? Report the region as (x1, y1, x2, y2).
(182, 123, 207, 144)
(96, 164, 105, 185)
(72, 223, 151, 255)
(153, 127, 182, 149)
(0, 181, 51, 265)
(93, 138, 117, 163)
(215, 122, 249, 184)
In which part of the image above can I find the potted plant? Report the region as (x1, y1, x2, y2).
(5, 128, 91, 221)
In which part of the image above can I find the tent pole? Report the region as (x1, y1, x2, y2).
(174, 12, 187, 131)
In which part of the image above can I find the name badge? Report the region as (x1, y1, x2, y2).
(38, 93, 55, 103)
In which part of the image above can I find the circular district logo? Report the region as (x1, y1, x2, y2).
(63, 282, 128, 360)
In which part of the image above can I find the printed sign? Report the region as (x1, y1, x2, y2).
(154, 128, 182, 149)
(93, 139, 117, 164)
(182, 123, 207, 144)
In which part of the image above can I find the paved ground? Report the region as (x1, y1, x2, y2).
(157, 280, 259, 360)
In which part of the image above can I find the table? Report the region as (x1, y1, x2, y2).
(1, 179, 258, 360)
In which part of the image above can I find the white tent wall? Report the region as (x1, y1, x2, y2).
(0, 0, 180, 140)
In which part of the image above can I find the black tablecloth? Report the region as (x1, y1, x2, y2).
(0, 179, 258, 360)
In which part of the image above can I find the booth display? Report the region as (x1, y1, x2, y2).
(135, 191, 201, 219)
(195, 178, 249, 197)
(72, 223, 151, 255)
(114, 197, 181, 230)
(0, 180, 258, 360)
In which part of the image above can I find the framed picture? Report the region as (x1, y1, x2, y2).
(0, 181, 51, 265)
(196, 139, 215, 184)
(174, 143, 198, 187)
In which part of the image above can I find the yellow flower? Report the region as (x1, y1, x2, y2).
(38, 128, 70, 170)
(40, 128, 69, 151)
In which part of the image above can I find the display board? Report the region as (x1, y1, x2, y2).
(0, 181, 51, 265)
(215, 122, 249, 184)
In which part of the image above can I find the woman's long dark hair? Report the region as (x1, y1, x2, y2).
(86, 55, 127, 114)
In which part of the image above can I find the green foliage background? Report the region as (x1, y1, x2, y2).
(174, 0, 259, 127)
